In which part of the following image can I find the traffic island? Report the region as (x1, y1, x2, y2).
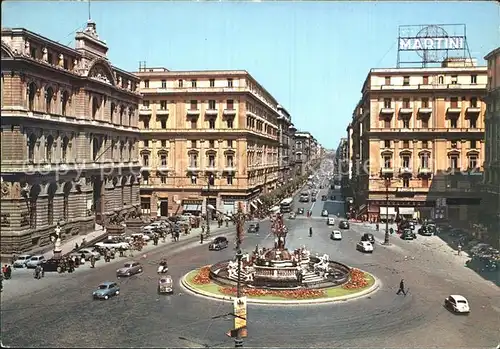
(180, 266, 379, 304)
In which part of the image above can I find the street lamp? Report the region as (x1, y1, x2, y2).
(193, 173, 214, 238)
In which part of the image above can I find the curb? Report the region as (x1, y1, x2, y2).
(180, 269, 380, 305)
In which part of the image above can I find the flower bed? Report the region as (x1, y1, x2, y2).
(342, 268, 369, 290)
(218, 286, 326, 299)
(192, 266, 212, 285)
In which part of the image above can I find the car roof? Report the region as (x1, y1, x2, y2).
(18, 254, 32, 258)
(333, 230, 341, 233)
(32, 255, 44, 258)
(124, 261, 138, 264)
(100, 281, 116, 286)
(450, 295, 467, 301)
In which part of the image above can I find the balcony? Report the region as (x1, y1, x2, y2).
(223, 108, 237, 116)
(380, 167, 394, 177)
(205, 108, 218, 116)
(139, 108, 152, 116)
(187, 109, 200, 116)
(466, 106, 481, 114)
(418, 107, 432, 115)
(418, 167, 432, 177)
(223, 165, 236, 173)
(187, 164, 200, 172)
(399, 107, 413, 115)
(399, 167, 412, 177)
(156, 109, 169, 116)
(380, 107, 395, 115)
(446, 106, 461, 114)
(205, 164, 217, 172)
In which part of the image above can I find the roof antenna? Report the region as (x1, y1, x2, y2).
(88, 0, 92, 20)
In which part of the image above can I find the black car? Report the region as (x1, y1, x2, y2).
(41, 258, 63, 272)
(401, 229, 417, 240)
(321, 195, 327, 201)
(330, 195, 335, 200)
(247, 222, 260, 233)
(209, 236, 229, 251)
(339, 220, 349, 229)
(297, 208, 305, 215)
(361, 233, 375, 244)
(311, 197, 317, 202)
(418, 224, 435, 236)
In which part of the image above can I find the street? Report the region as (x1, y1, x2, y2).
(1, 184, 499, 348)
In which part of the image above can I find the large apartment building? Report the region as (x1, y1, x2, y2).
(135, 67, 281, 216)
(277, 105, 296, 184)
(294, 131, 321, 176)
(334, 138, 348, 184)
(0, 22, 141, 253)
(349, 59, 487, 222)
(480, 47, 500, 245)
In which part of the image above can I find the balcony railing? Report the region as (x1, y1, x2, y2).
(446, 106, 461, 114)
(139, 108, 152, 116)
(399, 167, 412, 176)
(418, 167, 432, 176)
(418, 107, 432, 114)
(380, 167, 394, 176)
(369, 127, 483, 133)
(187, 108, 200, 116)
(223, 108, 237, 116)
(205, 108, 218, 116)
(466, 106, 481, 114)
(380, 107, 395, 115)
(399, 107, 413, 115)
(156, 109, 169, 116)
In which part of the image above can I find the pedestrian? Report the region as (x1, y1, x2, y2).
(74, 242, 79, 251)
(90, 255, 96, 268)
(457, 244, 462, 256)
(396, 279, 406, 296)
(200, 233, 204, 244)
(119, 246, 124, 257)
(6, 265, 12, 279)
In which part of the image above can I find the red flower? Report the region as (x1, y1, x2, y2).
(218, 286, 326, 299)
(342, 268, 369, 290)
(192, 266, 211, 285)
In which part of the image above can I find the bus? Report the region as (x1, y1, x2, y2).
(280, 197, 294, 213)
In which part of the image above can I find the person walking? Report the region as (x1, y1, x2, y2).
(457, 244, 462, 256)
(200, 233, 204, 244)
(396, 279, 406, 296)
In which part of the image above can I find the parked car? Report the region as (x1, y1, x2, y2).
(209, 236, 229, 251)
(41, 258, 64, 272)
(288, 212, 296, 219)
(116, 261, 143, 277)
(321, 195, 327, 201)
(248, 222, 260, 232)
(12, 254, 32, 268)
(444, 295, 470, 314)
(95, 240, 130, 250)
(93, 281, 120, 300)
(327, 217, 335, 226)
(361, 233, 375, 244)
(356, 241, 374, 253)
(339, 220, 349, 229)
(26, 255, 46, 268)
(129, 233, 151, 242)
(330, 230, 342, 240)
(401, 229, 417, 240)
(311, 196, 317, 202)
(297, 208, 305, 215)
(74, 248, 101, 261)
(321, 209, 329, 217)
(418, 224, 436, 236)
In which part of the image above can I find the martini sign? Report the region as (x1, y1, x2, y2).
(399, 36, 465, 51)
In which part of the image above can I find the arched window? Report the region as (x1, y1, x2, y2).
(28, 82, 36, 111)
(28, 134, 37, 163)
(45, 87, 54, 114)
(61, 91, 69, 116)
(46, 135, 54, 162)
(438, 76, 444, 84)
(62, 136, 69, 162)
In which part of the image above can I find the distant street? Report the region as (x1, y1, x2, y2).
(1, 182, 498, 348)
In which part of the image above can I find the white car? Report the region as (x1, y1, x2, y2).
(327, 217, 335, 226)
(444, 295, 470, 314)
(26, 255, 46, 268)
(143, 221, 167, 230)
(129, 233, 151, 242)
(12, 254, 32, 268)
(330, 230, 342, 240)
(356, 241, 374, 253)
(77, 248, 101, 260)
(95, 240, 130, 250)
(321, 210, 329, 217)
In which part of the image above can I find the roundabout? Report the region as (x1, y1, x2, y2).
(181, 265, 378, 304)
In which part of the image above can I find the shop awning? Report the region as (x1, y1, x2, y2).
(250, 202, 258, 209)
(183, 204, 201, 212)
(399, 207, 415, 215)
(379, 207, 396, 215)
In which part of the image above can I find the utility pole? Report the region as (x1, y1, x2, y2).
(383, 176, 391, 245)
(205, 174, 212, 238)
(233, 202, 246, 347)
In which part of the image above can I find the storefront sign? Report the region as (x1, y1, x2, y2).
(399, 37, 464, 51)
(234, 297, 247, 337)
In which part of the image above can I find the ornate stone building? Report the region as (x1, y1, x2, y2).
(135, 67, 280, 216)
(294, 131, 320, 176)
(0, 22, 141, 253)
(349, 59, 487, 222)
(277, 105, 296, 185)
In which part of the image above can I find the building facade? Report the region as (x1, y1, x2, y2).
(277, 105, 296, 185)
(135, 67, 281, 217)
(479, 47, 500, 246)
(0, 22, 142, 253)
(349, 61, 487, 222)
(334, 138, 348, 183)
(294, 131, 319, 176)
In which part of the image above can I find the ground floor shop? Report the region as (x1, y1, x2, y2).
(0, 170, 140, 254)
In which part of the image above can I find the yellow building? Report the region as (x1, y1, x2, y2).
(135, 67, 280, 217)
(349, 60, 488, 221)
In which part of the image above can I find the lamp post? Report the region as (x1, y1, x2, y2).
(383, 177, 391, 245)
(193, 174, 214, 238)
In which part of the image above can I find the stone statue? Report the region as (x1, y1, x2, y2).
(51, 223, 62, 258)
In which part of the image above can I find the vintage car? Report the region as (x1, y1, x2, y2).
(330, 230, 342, 240)
(26, 255, 46, 268)
(12, 254, 32, 268)
(401, 229, 417, 240)
(327, 217, 335, 226)
(158, 275, 174, 294)
(288, 212, 296, 219)
(116, 261, 143, 277)
(321, 209, 329, 217)
(444, 295, 470, 314)
(209, 236, 229, 251)
(93, 281, 120, 300)
(361, 233, 375, 244)
(356, 241, 374, 253)
(321, 195, 327, 201)
(247, 221, 260, 233)
(339, 220, 350, 229)
(297, 208, 305, 215)
(41, 258, 64, 272)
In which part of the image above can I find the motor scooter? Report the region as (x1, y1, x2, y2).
(157, 265, 169, 274)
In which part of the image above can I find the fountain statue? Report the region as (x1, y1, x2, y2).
(51, 223, 63, 258)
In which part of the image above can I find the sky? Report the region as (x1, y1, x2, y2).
(2, 1, 499, 149)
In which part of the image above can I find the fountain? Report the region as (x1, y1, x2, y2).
(209, 213, 351, 290)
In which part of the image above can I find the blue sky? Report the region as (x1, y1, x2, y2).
(2, 1, 499, 148)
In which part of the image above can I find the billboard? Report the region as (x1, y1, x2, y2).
(234, 297, 247, 337)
